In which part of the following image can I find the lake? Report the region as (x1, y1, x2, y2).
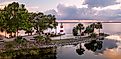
(56, 39, 120, 59)
(14, 39, 121, 59)
(53, 23, 121, 59)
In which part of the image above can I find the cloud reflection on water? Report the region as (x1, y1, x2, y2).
(103, 48, 121, 59)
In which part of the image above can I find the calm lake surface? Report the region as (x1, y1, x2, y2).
(56, 39, 119, 59)
(53, 23, 121, 59)
(16, 39, 121, 59)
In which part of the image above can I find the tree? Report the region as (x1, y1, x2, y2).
(33, 13, 58, 35)
(76, 23, 84, 36)
(95, 22, 103, 35)
(15, 36, 27, 44)
(34, 35, 46, 43)
(84, 23, 95, 36)
(0, 2, 58, 40)
(72, 27, 78, 36)
(0, 10, 5, 33)
(53, 22, 58, 35)
(1, 2, 32, 37)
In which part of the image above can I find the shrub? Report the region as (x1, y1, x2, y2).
(34, 35, 46, 42)
(90, 33, 97, 38)
(15, 36, 27, 44)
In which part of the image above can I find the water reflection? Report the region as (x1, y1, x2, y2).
(84, 40, 103, 52)
(75, 40, 103, 56)
(0, 39, 120, 59)
(76, 39, 118, 56)
(76, 44, 85, 55)
(103, 48, 121, 59)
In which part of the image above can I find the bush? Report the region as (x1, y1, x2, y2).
(34, 35, 46, 42)
(15, 36, 27, 44)
(90, 33, 97, 38)
(99, 33, 109, 36)
(34, 35, 51, 44)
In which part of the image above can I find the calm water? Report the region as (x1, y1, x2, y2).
(15, 39, 121, 59)
(54, 23, 121, 59)
(56, 39, 119, 59)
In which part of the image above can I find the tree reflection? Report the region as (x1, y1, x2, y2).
(84, 40, 103, 52)
(76, 44, 85, 55)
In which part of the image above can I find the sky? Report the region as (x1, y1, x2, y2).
(0, 0, 121, 20)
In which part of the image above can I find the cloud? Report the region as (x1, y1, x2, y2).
(104, 49, 121, 59)
(1, 0, 121, 20)
(56, 4, 97, 20)
(44, 4, 121, 20)
(0, 0, 19, 3)
(57, 4, 79, 19)
(0, 0, 19, 9)
(44, 9, 58, 15)
(0, 0, 19, 8)
(26, 6, 39, 12)
(45, 4, 97, 20)
(93, 4, 121, 10)
(97, 9, 121, 20)
(58, 0, 85, 8)
(83, 0, 120, 8)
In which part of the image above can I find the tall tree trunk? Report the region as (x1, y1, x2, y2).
(38, 25, 41, 35)
(31, 30, 32, 35)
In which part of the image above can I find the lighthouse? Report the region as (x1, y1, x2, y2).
(59, 23, 65, 35)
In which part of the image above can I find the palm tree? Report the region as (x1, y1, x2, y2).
(95, 22, 102, 35)
(84, 23, 95, 36)
(76, 23, 84, 36)
(90, 23, 95, 28)
(72, 27, 78, 36)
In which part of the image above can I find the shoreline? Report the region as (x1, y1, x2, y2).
(0, 36, 105, 53)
